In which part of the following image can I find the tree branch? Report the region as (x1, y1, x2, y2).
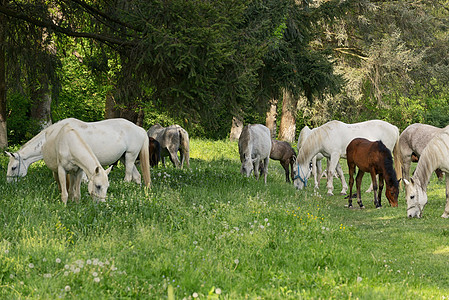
(0, 4, 136, 46)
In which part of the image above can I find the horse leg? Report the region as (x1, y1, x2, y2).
(347, 162, 355, 208)
(442, 173, 449, 218)
(263, 157, 269, 184)
(281, 159, 290, 183)
(377, 174, 384, 208)
(57, 166, 68, 205)
(335, 162, 348, 195)
(325, 154, 340, 196)
(356, 170, 365, 208)
(253, 157, 261, 180)
(370, 171, 380, 208)
(124, 152, 141, 184)
(312, 156, 319, 189)
(402, 157, 412, 181)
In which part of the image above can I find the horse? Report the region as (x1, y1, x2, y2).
(346, 138, 400, 209)
(147, 124, 190, 169)
(238, 124, 271, 184)
(148, 137, 161, 167)
(293, 120, 401, 195)
(404, 125, 449, 218)
(398, 123, 444, 181)
(269, 139, 296, 183)
(297, 125, 347, 191)
(6, 118, 151, 188)
(42, 124, 113, 204)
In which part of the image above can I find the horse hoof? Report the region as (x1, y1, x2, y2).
(441, 213, 449, 219)
(340, 192, 347, 196)
(327, 192, 334, 196)
(360, 206, 365, 209)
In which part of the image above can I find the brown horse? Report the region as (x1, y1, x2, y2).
(148, 137, 161, 167)
(346, 138, 399, 209)
(269, 140, 297, 183)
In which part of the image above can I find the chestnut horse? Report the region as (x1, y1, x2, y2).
(346, 138, 400, 209)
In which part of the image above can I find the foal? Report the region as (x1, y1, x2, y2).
(269, 140, 296, 182)
(346, 138, 399, 209)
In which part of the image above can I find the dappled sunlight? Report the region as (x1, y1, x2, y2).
(433, 246, 449, 256)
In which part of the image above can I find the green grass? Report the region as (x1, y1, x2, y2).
(0, 139, 449, 299)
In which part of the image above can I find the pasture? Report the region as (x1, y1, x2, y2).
(0, 139, 449, 299)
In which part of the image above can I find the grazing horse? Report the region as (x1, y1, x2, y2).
(404, 126, 449, 218)
(147, 124, 190, 169)
(238, 124, 271, 184)
(148, 137, 161, 167)
(398, 123, 444, 181)
(6, 118, 151, 188)
(297, 125, 347, 191)
(293, 120, 401, 195)
(42, 124, 112, 204)
(346, 138, 399, 209)
(269, 140, 296, 183)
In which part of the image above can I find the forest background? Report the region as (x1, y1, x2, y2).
(0, 0, 448, 148)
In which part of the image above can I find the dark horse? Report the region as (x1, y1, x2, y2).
(148, 137, 161, 167)
(346, 138, 399, 209)
(269, 140, 297, 183)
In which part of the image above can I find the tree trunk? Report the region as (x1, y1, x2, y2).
(30, 78, 52, 129)
(265, 98, 278, 139)
(278, 89, 297, 143)
(105, 91, 119, 119)
(229, 114, 243, 142)
(0, 3, 6, 149)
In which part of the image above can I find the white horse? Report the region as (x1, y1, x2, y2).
(398, 123, 444, 181)
(42, 124, 112, 204)
(293, 120, 401, 195)
(6, 118, 151, 188)
(238, 124, 271, 184)
(404, 126, 449, 218)
(147, 124, 190, 169)
(297, 125, 347, 192)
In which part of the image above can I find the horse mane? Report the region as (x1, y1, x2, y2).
(413, 131, 449, 189)
(378, 141, 399, 189)
(297, 124, 329, 164)
(239, 125, 251, 152)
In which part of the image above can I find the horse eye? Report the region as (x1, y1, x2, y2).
(96, 185, 101, 190)
(410, 195, 415, 199)
(11, 166, 16, 170)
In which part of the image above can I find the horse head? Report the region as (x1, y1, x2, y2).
(404, 178, 427, 218)
(292, 161, 312, 190)
(385, 179, 400, 207)
(240, 153, 253, 177)
(5, 151, 27, 182)
(87, 166, 112, 202)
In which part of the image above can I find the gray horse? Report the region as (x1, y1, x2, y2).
(238, 124, 271, 184)
(147, 124, 190, 169)
(398, 123, 445, 181)
(269, 140, 297, 183)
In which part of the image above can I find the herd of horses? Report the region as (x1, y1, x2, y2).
(5, 118, 189, 204)
(237, 120, 449, 219)
(5, 118, 449, 219)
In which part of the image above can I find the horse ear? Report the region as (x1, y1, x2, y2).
(5, 151, 12, 157)
(95, 166, 101, 175)
(292, 155, 297, 162)
(105, 166, 113, 175)
(403, 178, 410, 186)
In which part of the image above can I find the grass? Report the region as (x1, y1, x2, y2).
(0, 138, 449, 299)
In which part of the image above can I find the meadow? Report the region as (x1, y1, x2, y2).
(1, 139, 449, 299)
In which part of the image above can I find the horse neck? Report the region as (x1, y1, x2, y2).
(412, 138, 444, 190)
(297, 128, 322, 166)
(17, 130, 46, 164)
(66, 131, 102, 178)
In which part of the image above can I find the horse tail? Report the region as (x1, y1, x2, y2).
(140, 135, 152, 188)
(392, 133, 402, 183)
(179, 128, 190, 168)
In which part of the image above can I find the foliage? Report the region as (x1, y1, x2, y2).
(1, 139, 449, 298)
(5, 93, 41, 144)
(52, 52, 108, 122)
